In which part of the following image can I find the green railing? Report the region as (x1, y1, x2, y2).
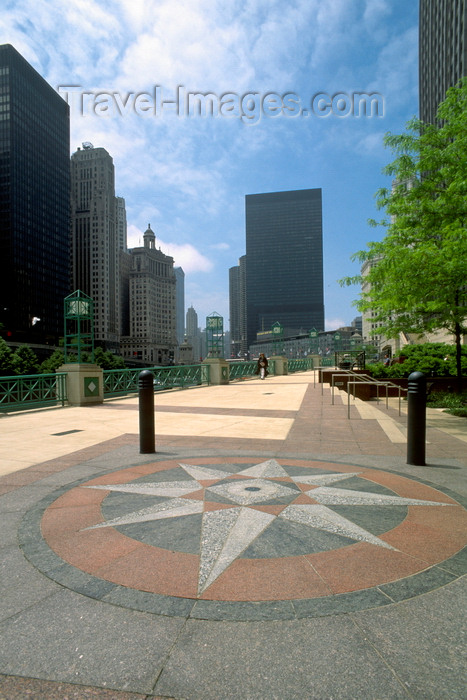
(228, 360, 275, 380)
(103, 364, 208, 397)
(288, 358, 314, 373)
(0, 373, 67, 412)
(0, 357, 315, 412)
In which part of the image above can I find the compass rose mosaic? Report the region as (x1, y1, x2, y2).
(36, 457, 467, 615)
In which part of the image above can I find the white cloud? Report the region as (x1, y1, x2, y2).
(325, 318, 346, 331)
(162, 241, 213, 273)
(363, 0, 391, 41)
(127, 225, 213, 273)
(370, 26, 419, 113)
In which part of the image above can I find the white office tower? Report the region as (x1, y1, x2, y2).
(70, 144, 122, 353)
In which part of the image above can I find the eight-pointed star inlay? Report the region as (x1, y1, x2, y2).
(82, 459, 451, 594)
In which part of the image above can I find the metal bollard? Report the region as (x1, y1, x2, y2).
(138, 370, 155, 454)
(407, 371, 426, 466)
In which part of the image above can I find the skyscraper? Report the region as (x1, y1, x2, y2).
(245, 188, 324, 349)
(116, 196, 128, 252)
(186, 305, 201, 361)
(70, 143, 123, 352)
(229, 254, 247, 358)
(419, 0, 467, 123)
(174, 266, 185, 347)
(0, 44, 70, 344)
(229, 264, 241, 358)
(120, 225, 177, 365)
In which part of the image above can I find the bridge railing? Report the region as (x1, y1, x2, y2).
(0, 373, 67, 412)
(288, 357, 314, 373)
(227, 360, 276, 380)
(103, 364, 208, 397)
(0, 356, 315, 411)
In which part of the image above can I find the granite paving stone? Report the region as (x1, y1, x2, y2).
(0, 675, 159, 699)
(0, 372, 465, 699)
(0, 589, 185, 695)
(0, 545, 61, 623)
(153, 616, 411, 700)
(353, 577, 467, 700)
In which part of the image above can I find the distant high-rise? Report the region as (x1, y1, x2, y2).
(186, 305, 201, 361)
(229, 254, 247, 358)
(229, 264, 241, 358)
(70, 144, 123, 352)
(174, 266, 185, 346)
(0, 44, 70, 344)
(245, 189, 324, 349)
(186, 305, 198, 338)
(419, 0, 467, 123)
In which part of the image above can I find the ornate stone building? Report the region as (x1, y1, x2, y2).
(120, 225, 177, 365)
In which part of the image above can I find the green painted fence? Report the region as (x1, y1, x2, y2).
(0, 373, 67, 412)
(228, 360, 275, 380)
(103, 364, 208, 397)
(287, 358, 314, 373)
(0, 356, 315, 411)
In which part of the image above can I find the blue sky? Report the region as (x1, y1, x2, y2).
(2, 0, 419, 331)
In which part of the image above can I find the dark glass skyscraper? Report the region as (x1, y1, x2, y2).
(0, 44, 70, 344)
(245, 188, 324, 349)
(419, 0, 467, 124)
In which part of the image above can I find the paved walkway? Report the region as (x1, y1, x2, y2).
(0, 371, 466, 699)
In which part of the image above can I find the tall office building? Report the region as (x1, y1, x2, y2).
(229, 254, 247, 358)
(186, 305, 201, 361)
(116, 196, 128, 252)
(229, 264, 241, 358)
(186, 305, 198, 338)
(238, 255, 247, 356)
(70, 143, 122, 352)
(245, 188, 324, 349)
(174, 266, 185, 346)
(419, 0, 467, 123)
(0, 44, 70, 344)
(120, 224, 177, 365)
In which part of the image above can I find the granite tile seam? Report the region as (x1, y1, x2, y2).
(103, 404, 297, 418)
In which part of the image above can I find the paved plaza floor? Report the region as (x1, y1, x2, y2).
(0, 371, 466, 699)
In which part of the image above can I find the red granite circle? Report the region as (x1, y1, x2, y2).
(41, 457, 467, 602)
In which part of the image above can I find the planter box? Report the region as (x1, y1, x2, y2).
(320, 369, 368, 385)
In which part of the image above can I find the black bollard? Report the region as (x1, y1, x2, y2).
(407, 371, 426, 466)
(138, 370, 155, 454)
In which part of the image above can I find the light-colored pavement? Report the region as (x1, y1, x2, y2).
(0, 371, 466, 700)
(1, 374, 465, 477)
(0, 377, 310, 475)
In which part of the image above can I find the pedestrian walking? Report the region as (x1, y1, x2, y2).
(256, 353, 268, 379)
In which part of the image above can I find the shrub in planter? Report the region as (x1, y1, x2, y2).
(369, 344, 467, 379)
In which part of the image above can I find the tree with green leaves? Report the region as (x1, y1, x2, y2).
(0, 338, 16, 376)
(39, 349, 66, 374)
(12, 345, 40, 375)
(340, 79, 467, 388)
(94, 346, 126, 370)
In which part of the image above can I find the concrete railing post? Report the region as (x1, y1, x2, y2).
(269, 356, 288, 375)
(58, 363, 103, 406)
(201, 357, 229, 384)
(139, 370, 155, 454)
(407, 371, 426, 466)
